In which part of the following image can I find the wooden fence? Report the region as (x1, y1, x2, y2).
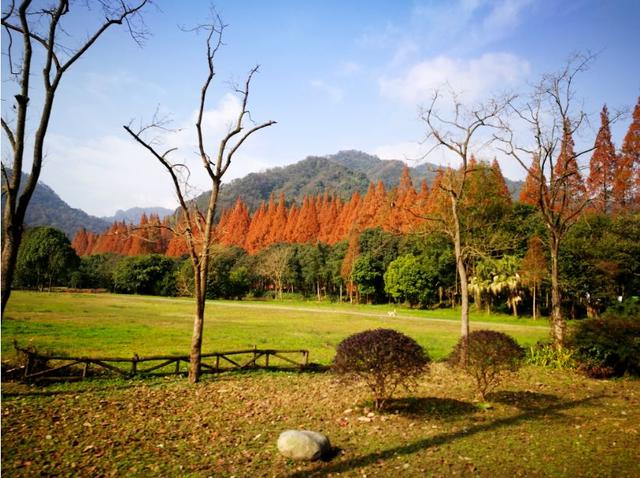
(12, 343, 310, 382)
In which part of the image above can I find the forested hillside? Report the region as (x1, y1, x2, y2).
(202, 150, 523, 215)
(1, 169, 110, 237)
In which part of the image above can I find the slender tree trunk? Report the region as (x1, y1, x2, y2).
(532, 284, 537, 320)
(451, 196, 469, 340)
(549, 234, 565, 347)
(189, 267, 206, 384)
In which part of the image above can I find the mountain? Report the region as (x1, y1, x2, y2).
(202, 150, 522, 214)
(328, 150, 523, 198)
(102, 207, 174, 224)
(199, 155, 372, 213)
(1, 169, 110, 238)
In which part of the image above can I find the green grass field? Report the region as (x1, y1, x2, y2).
(2, 291, 550, 363)
(3, 291, 639, 477)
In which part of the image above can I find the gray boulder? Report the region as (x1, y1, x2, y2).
(277, 430, 331, 461)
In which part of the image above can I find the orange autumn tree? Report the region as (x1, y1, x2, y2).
(615, 97, 640, 211)
(587, 105, 617, 214)
(518, 154, 547, 206)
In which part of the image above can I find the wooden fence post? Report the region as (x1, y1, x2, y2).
(24, 352, 34, 380)
(131, 354, 139, 376)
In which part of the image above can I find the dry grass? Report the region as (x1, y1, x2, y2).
(2, 365, 639, 477)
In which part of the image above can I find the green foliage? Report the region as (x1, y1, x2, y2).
(602, 297, 640, 320)
(352, 228, 401, 303)
(113, 255, 177, 296)
(72, 253, 123, 291)
(526, 342, 577, 369)
(333, 328, 430, 410)
(15, 226, 80, 290)
(352, 254, 382, 300)
(448, 330, 525, 400)
(559, 213, 640, 318)
(206, 246, 251, 299)
(469, 255, 522, 315)
(384, 254, 432, 307)
(567, 316, 640, 378)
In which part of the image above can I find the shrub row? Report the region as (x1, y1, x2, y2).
(335, 318, 640, 409)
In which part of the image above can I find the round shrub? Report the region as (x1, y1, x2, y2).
(448, 330, 524, 400)
(333, 329, 430, 410)
(567, 317, 640, 378)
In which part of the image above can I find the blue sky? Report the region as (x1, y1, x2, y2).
(2, 0, 639, 216)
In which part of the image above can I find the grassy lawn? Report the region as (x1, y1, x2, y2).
(1, 291, 639, 477)
(2, 291, 550, 363)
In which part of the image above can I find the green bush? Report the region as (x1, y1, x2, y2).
(568, 317, 640, 378)
(526, 342, 577, 369)
(333, 329, 430, 410)
(448, 330, 525, 400)
(113, 254, 177, 296)
(602, 297, 640, 320)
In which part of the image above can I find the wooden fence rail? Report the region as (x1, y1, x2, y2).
(13, 343, 310, 382)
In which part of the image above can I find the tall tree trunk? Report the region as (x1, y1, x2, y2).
(451, 196, 469, 341)
(1, 227, 20, 315)
(532, 284, 537, 320)
(549, 234, 565, 346)
(189, 268, 206, 383)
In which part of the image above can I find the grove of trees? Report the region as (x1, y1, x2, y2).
(18, 94, 638, 324)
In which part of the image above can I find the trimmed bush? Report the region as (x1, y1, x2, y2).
(568, 317, 640, 378)
(448, 330, 524, 400)
(333, 329, 430, 410)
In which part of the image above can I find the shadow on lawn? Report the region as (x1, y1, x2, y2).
(386, 396, 477, 419)
(486, 390, 561, 411)
(286, 394, 605, 478)
(1, 379, 167, 398)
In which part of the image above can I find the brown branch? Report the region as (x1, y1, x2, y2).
(1, 118, 16, 151)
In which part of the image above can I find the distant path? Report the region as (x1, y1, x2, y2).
(198, 300, 550, 331)
(113, 294, 549, 331)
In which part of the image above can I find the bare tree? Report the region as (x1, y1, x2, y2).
(1, 0, 150, 315)
(419, 90, 511, 356)
(256, 245, 292, 300)
(124, 14, 275, 383)
(495, 53, 596, 346)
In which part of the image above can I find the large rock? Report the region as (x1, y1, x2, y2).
(277, 430, 331, 461)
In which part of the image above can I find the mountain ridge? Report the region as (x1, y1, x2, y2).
(3, 150, 523, 237)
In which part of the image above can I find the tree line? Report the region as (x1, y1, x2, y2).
(18, 166, 640, 322)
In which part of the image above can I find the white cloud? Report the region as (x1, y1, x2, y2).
(379, 52, 530, 104)
(338, 61, 362, 76)
(310, 79, 345, 103)
(371, 141, 427, 163)
(42, 93, 274, 216)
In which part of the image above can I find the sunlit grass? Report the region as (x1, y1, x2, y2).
(2, 291, 549, 363)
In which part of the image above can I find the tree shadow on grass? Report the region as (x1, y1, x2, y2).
(286, 394, 605, 478)
(385, 396, 477, 419)
(486, 390, 561, 411)
(1, 378, 167, 398)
